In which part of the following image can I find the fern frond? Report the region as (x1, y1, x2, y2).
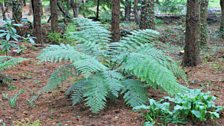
(83, 73, 109, 113)
(66, 79, 87, 105)
(120, 52, 188, 96)
(136, 45, 188, 82)
(42, 65, 76, 92)
(38, 44, 108, 78)
(122, 79, 148, 107)
(0, 56, 26, 70)
(109, 29, 160, 55)
(69, 18, 111, 56)
(102, 70, 124, 97)
(37, 44, 84, 63)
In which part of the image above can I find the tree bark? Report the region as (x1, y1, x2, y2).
(1, 3, 6, 20)
(220, 0, 224, 38)
(125, 0, 131, 21)
(200, 0, 209, 47)
(96, 0, 100, 20)
(183, 0, 201, 66)
(12, 0, 23, 23)
(32, 0, 42, 44)
(70, 0, 79, 17)
(111, 0, 120, 41)
(50, 0, 58, 32)
(134, 0, 140, 24)
(140, 0, 155, 29)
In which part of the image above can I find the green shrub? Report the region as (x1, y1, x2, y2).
(134, 89, 223, 125)
(37, 18, 189, 113)
(47, 32, 64, 44)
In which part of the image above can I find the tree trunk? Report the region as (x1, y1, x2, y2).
(32, 0, 42, 44)
(96, 0, 100, 20)
(12, 0, 23, 23)
(23, 0, 26, 6)
(70, 0, 79, 17)
(183, 0, 201, 66)
(28, 2, 33, 15)
(50, 0, 58, 32)
(1, 3, 6, 20)
(125, 0, 131, 21)
(140, 0, 155, 29)
(111, 0, 120, 41)
(134, 0, 140, 24)
(200, 0, 209, 47)
(220, 0, 224, 38)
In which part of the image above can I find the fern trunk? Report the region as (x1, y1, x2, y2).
(183, 0, 201, 66)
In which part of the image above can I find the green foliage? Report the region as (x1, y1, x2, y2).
(47, 32, 64, 44)
(157, 0, 186, 14)
(38, 18, 188, 113)
(122, 79, 148, 107)
(0, 19, 35, 54)
(3, 89, 25, 108)
(41, 65, 76, 92)
(68, 18, 111, 56)
(0, 19, 22, 41)
(134, 89, 223, 125)
(0, 56, 26, 71)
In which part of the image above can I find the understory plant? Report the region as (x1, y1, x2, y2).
(0, 56, 26, 71)
(37, 18, 189, 113)
(134, 89, 223, 125)
(0, 56, 26, 85)
(0, 19, 35, 54)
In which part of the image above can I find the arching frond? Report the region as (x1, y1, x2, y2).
(0, 56, 26, 71)
(41, 65, 76, 92)
(122, 79, 148, 107)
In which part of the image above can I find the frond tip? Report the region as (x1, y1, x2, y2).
(0, 56, 27, 70)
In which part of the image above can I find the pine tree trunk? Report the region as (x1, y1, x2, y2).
(12, 0, 23, 23)
(125, 0, 131, 21)
(50, 0, 58, 32)
(134, 0, 140, 24)
(200, 0, 209, 47)
(111, 0, 120, 41)
(1, 3, 6, 20)
(70, 0, 79, 17)
(140, 0, 155, 29)
(220, 0, 224, 38)
(183, 0, 201, 66)
(32, 0, 42, 44)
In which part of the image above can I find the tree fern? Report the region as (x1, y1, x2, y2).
(68, 18, 111, 57)
(66, 71, 125, 113)
(37, 44, 108, 78)
(0, 56, 26, 71)
(119, 52, 188, 96)
(122, 79, 148, 107)
(38, 18, 189, 113)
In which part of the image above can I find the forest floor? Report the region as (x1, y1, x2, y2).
(0, 22, 224, 126)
